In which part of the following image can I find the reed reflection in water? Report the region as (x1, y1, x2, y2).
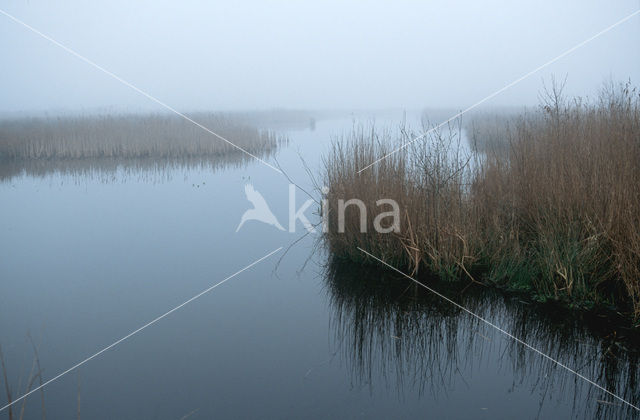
(0, 112, 286, 183)
(324, 259, 640, 419)
(0, 151, 276, 184)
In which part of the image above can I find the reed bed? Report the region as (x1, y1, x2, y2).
(323, 121, 475, 278)
(323, 82, 640, 318)
(0, 113, 280, 160)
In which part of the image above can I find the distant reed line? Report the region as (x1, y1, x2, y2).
(0, 113, 282, 160)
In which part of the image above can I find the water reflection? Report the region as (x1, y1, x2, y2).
(0, 150, 276, 183)
(324, 258, 640, 419)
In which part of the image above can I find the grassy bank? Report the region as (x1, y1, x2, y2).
(323, 82, 640, 319)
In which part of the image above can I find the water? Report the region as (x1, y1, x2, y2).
(0, 114, 638, 419)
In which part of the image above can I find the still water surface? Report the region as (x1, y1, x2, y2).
(0, 114, 638, 419)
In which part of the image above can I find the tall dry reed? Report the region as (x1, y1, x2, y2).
(324, 82, 640, 318)
(475, 82, 640, 314)
(323, 121, 476, 279)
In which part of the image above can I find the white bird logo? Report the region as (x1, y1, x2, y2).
(236, 184, 285, 232)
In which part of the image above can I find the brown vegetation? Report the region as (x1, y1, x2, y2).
(323, 82, 640, 318)
(0, 113, 280, 160)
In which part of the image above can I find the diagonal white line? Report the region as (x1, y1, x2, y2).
(0, 8, 283, 174)
(0, 246, 283, 414)
(357, 247, 640, 412)
(357, 9, 640, 173)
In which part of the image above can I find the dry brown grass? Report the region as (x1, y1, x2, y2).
(476, 81, 640, 314)
(324, 82, 640, 318)
(323, 121, 476, 278)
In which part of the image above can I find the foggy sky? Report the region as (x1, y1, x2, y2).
(1, 0, 639, 113)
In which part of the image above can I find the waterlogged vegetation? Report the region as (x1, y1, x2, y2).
(1, 88, 639, 418)
(323, 82, 640, 320)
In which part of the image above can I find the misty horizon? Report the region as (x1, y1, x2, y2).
(1, 0, 639, 114)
